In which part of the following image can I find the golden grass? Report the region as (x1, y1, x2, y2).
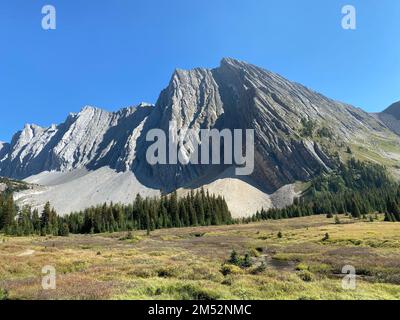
(1, 215, 400, 300)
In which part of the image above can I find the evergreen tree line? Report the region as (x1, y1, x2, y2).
(0, 189, 232, 236)
(0, 193, 68, 236)
(65, 189, 232, 234)
(248, 159, 400, 223)
(2, 158, 399, 237)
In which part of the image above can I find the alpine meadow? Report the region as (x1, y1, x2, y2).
(1, 1, 400, 303)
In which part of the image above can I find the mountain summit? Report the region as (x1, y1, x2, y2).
(377, 101, 400, 135)
(1, 58, 399, 217)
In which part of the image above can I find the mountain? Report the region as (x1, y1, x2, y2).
(0, 103, 154, 179)
(1, 58, 400, 217)
(376, 101, 400, 135)
(0, 141, 9, 159)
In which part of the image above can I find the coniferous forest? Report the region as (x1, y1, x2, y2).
(1, 159, 400, 237)
(0, 189, 232, 236)
(250, 159, 400, 223)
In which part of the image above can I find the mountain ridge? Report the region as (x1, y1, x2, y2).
(1, 58, 400, 217)
(377, 101, 400, 135)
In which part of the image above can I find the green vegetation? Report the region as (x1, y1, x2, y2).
(300, 118, 317, 137)
(300, 118, 332, 139)
(3, 158, 400, 241)
(316, 127, 333, 139)
(226, 250, 253, 269)
(251, 159, 400, 222)
(0, 177, 29, 193)
(2, 215, 400, 300)
(0, 189, 232, 236)
(0, 288, 8, 300)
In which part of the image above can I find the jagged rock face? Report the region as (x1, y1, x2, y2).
(0, 58, 393, 194)
(210, 59, 389, 190)
(131, 68, 228, 191)
(133, 58, 389, 192)
(377, 101, 400, 135)
(0, 104, 153, 179)
(0, 141, 10, 162)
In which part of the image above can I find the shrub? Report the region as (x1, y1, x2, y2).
(297, 270, 314, 282)
(192, 232, 206, 238)
(241, 254, 253, 268)
(301, 118, 316, 137)
(228, 250, 240, 265)
(0, 288, 8, 300)
(335, 216, 341, 224)
(322, 233, 330, 241)
(249, 248, 261, 257)
(226, 250, 253, 269)
(221, 277, 233, 286)
(317, 127, 332, 138)
(295, 263, 309, 271)
(156, 266, 179, 278)
(309, 263, 332, 274)
(220, 264, 243, 276)
(250, 262, 267, 275)
(277, 231, 283, 239)
(175, 284, 221, 300)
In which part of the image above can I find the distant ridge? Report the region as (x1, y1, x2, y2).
(377, 101, 400, 135)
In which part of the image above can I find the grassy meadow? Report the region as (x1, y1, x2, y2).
(1, 214, 400, 300)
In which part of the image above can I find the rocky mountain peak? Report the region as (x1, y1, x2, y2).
(376, 100, 400, 135)
(220, 57, 248, 68)
(137, 102, 154, 108)
(1, 58, 399, 216)
(383, 101, 400, 119)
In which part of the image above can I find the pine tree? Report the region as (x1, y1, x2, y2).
(1, 194, 16, 233)
(351, 198, 361, 218)
(241, 253, 252, 268)
(40, 202, 52, 234)
(387, 199, 400, 222)
(228, 250, 240, 266)
(59, 222, 70, 237)
(146, 211, 151, 236)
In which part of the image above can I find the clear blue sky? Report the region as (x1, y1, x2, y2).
(0, 0, 399, 142)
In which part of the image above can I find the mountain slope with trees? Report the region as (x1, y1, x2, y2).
(251, 159, 400, 222)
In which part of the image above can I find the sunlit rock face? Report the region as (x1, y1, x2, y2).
(0, 58, 393, 196)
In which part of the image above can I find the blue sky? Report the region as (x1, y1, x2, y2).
(0, 0, 399, 141)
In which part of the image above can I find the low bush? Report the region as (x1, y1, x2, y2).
(297, 270, 314, 282)
(0, 288, 8, 300)
(157, 266, 179, 278)
(220, 264, 243, 276)
(226, 250, 253, 269)
(295, 263, 309, 271)
(250, 262, 267, 275)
